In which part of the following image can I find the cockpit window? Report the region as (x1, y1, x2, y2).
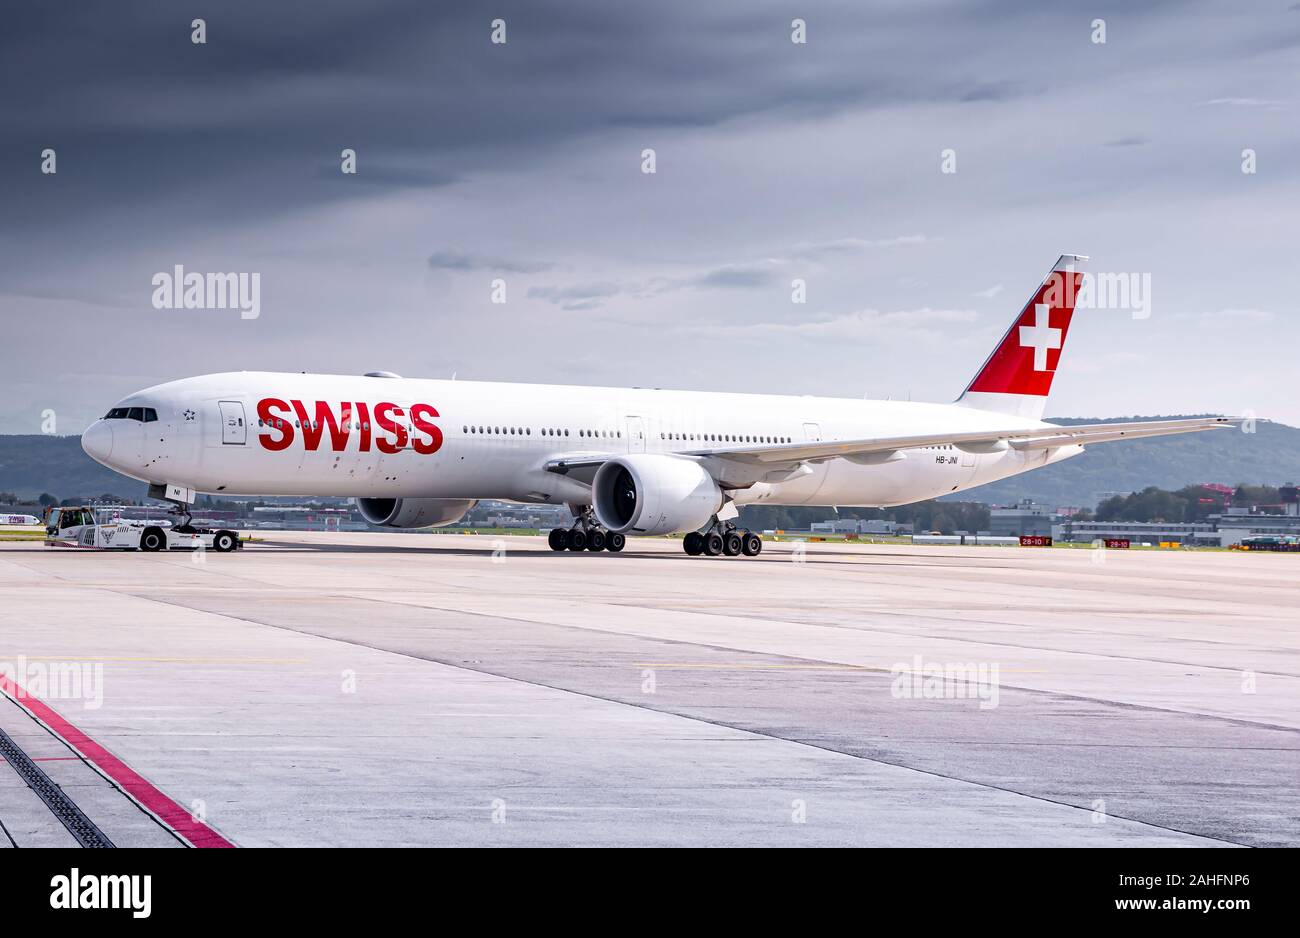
(104, 406, 158, 422)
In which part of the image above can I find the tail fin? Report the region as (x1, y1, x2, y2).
(956, 254, 1088, 420)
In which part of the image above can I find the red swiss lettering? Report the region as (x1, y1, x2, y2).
(290, 400, 352, 451)
(374, 402, 408, 455)
(356, 402, 371, 452)
(410, 403, 443, 455)
(256, 398, 294, 451)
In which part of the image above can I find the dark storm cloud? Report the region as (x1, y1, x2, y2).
(524, 237, 931, 310)
(427, 249, 553, 273)
(5, 0, 1300, 432)
(525, 262, 784, 310)
(0, 0, 1055, 231)
(527, 282, 625, 311)
(694, 265, 782, 289)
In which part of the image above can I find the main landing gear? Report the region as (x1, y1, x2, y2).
(683, 518, 762, 558)
(547, 505, 625, 553)
(548, 527, 626, 553)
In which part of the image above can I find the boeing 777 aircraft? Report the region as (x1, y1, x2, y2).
(81, 255, 1240, 557)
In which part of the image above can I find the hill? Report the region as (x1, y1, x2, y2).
(0, 435, 151, 502)
(956, 416, 1297, 507)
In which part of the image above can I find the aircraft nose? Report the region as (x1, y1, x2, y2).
(81, 420, 114, 464)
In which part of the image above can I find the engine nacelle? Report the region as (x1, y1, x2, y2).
(592, 454, 723, 536)
(355, 497, 476, 529)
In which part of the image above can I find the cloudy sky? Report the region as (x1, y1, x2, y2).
(3, 0, 1298, 433)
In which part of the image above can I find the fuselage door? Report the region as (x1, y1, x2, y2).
(218, 400, 247, 445)
(803, 422, 822, 442)
(626, 416, 646, 453)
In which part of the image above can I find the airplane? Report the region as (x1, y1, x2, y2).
(81, 255, 1242, 557)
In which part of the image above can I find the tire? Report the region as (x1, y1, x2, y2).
(606, 532, 626, 552)
(212, 530, 237, 553)
(548, 528, 569, 551)
(683, 532, 704, 556)
(140, 527, 166, 552)
(567, 528, 587, 551)
(703, 532, 724, 556)
(723, 532, 743, 556)
(586, 529, 607, 551)
(742, 532, 763, 557)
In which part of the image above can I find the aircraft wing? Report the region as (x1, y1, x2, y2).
(545, 417, 1244, 480)
(675, 416, 1245, 465)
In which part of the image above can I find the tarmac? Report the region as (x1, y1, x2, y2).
(1, 532, 1296, 847)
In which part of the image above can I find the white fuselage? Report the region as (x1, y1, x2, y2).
(83, 372, 1080, 508)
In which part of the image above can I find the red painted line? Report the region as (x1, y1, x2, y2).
(0, 673, 235, 848)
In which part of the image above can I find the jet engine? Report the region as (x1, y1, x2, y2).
(592, 455, 723, 536)
(355, 497, 476, 528)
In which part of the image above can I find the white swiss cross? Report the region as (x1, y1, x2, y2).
(1018, 303, 1062, 372)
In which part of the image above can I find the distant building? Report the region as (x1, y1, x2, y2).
(809, 518, 911, 536)
(1056, 519, 1218, 545)
(251, 505, 367, 531)
(470, 500, 571, 529)
(1209, 486, 1300, 544)
(989, 500, 1055, 537)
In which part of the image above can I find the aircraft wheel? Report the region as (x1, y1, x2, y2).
(683, 532, 704, 556)
(566, 528, 587, 551)
(742, 532, 763, 556)
(548, 528, 568, 551)
(212, 530, 237, 553)
(723, 532, 744, 556)
(703, 532, 724, 556)
(606, 532, 626, 552)
(586, 529, 607, 551)
(140, 527, 166, 552)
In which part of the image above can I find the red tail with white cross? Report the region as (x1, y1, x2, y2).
(956, 254, 1088, 420)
